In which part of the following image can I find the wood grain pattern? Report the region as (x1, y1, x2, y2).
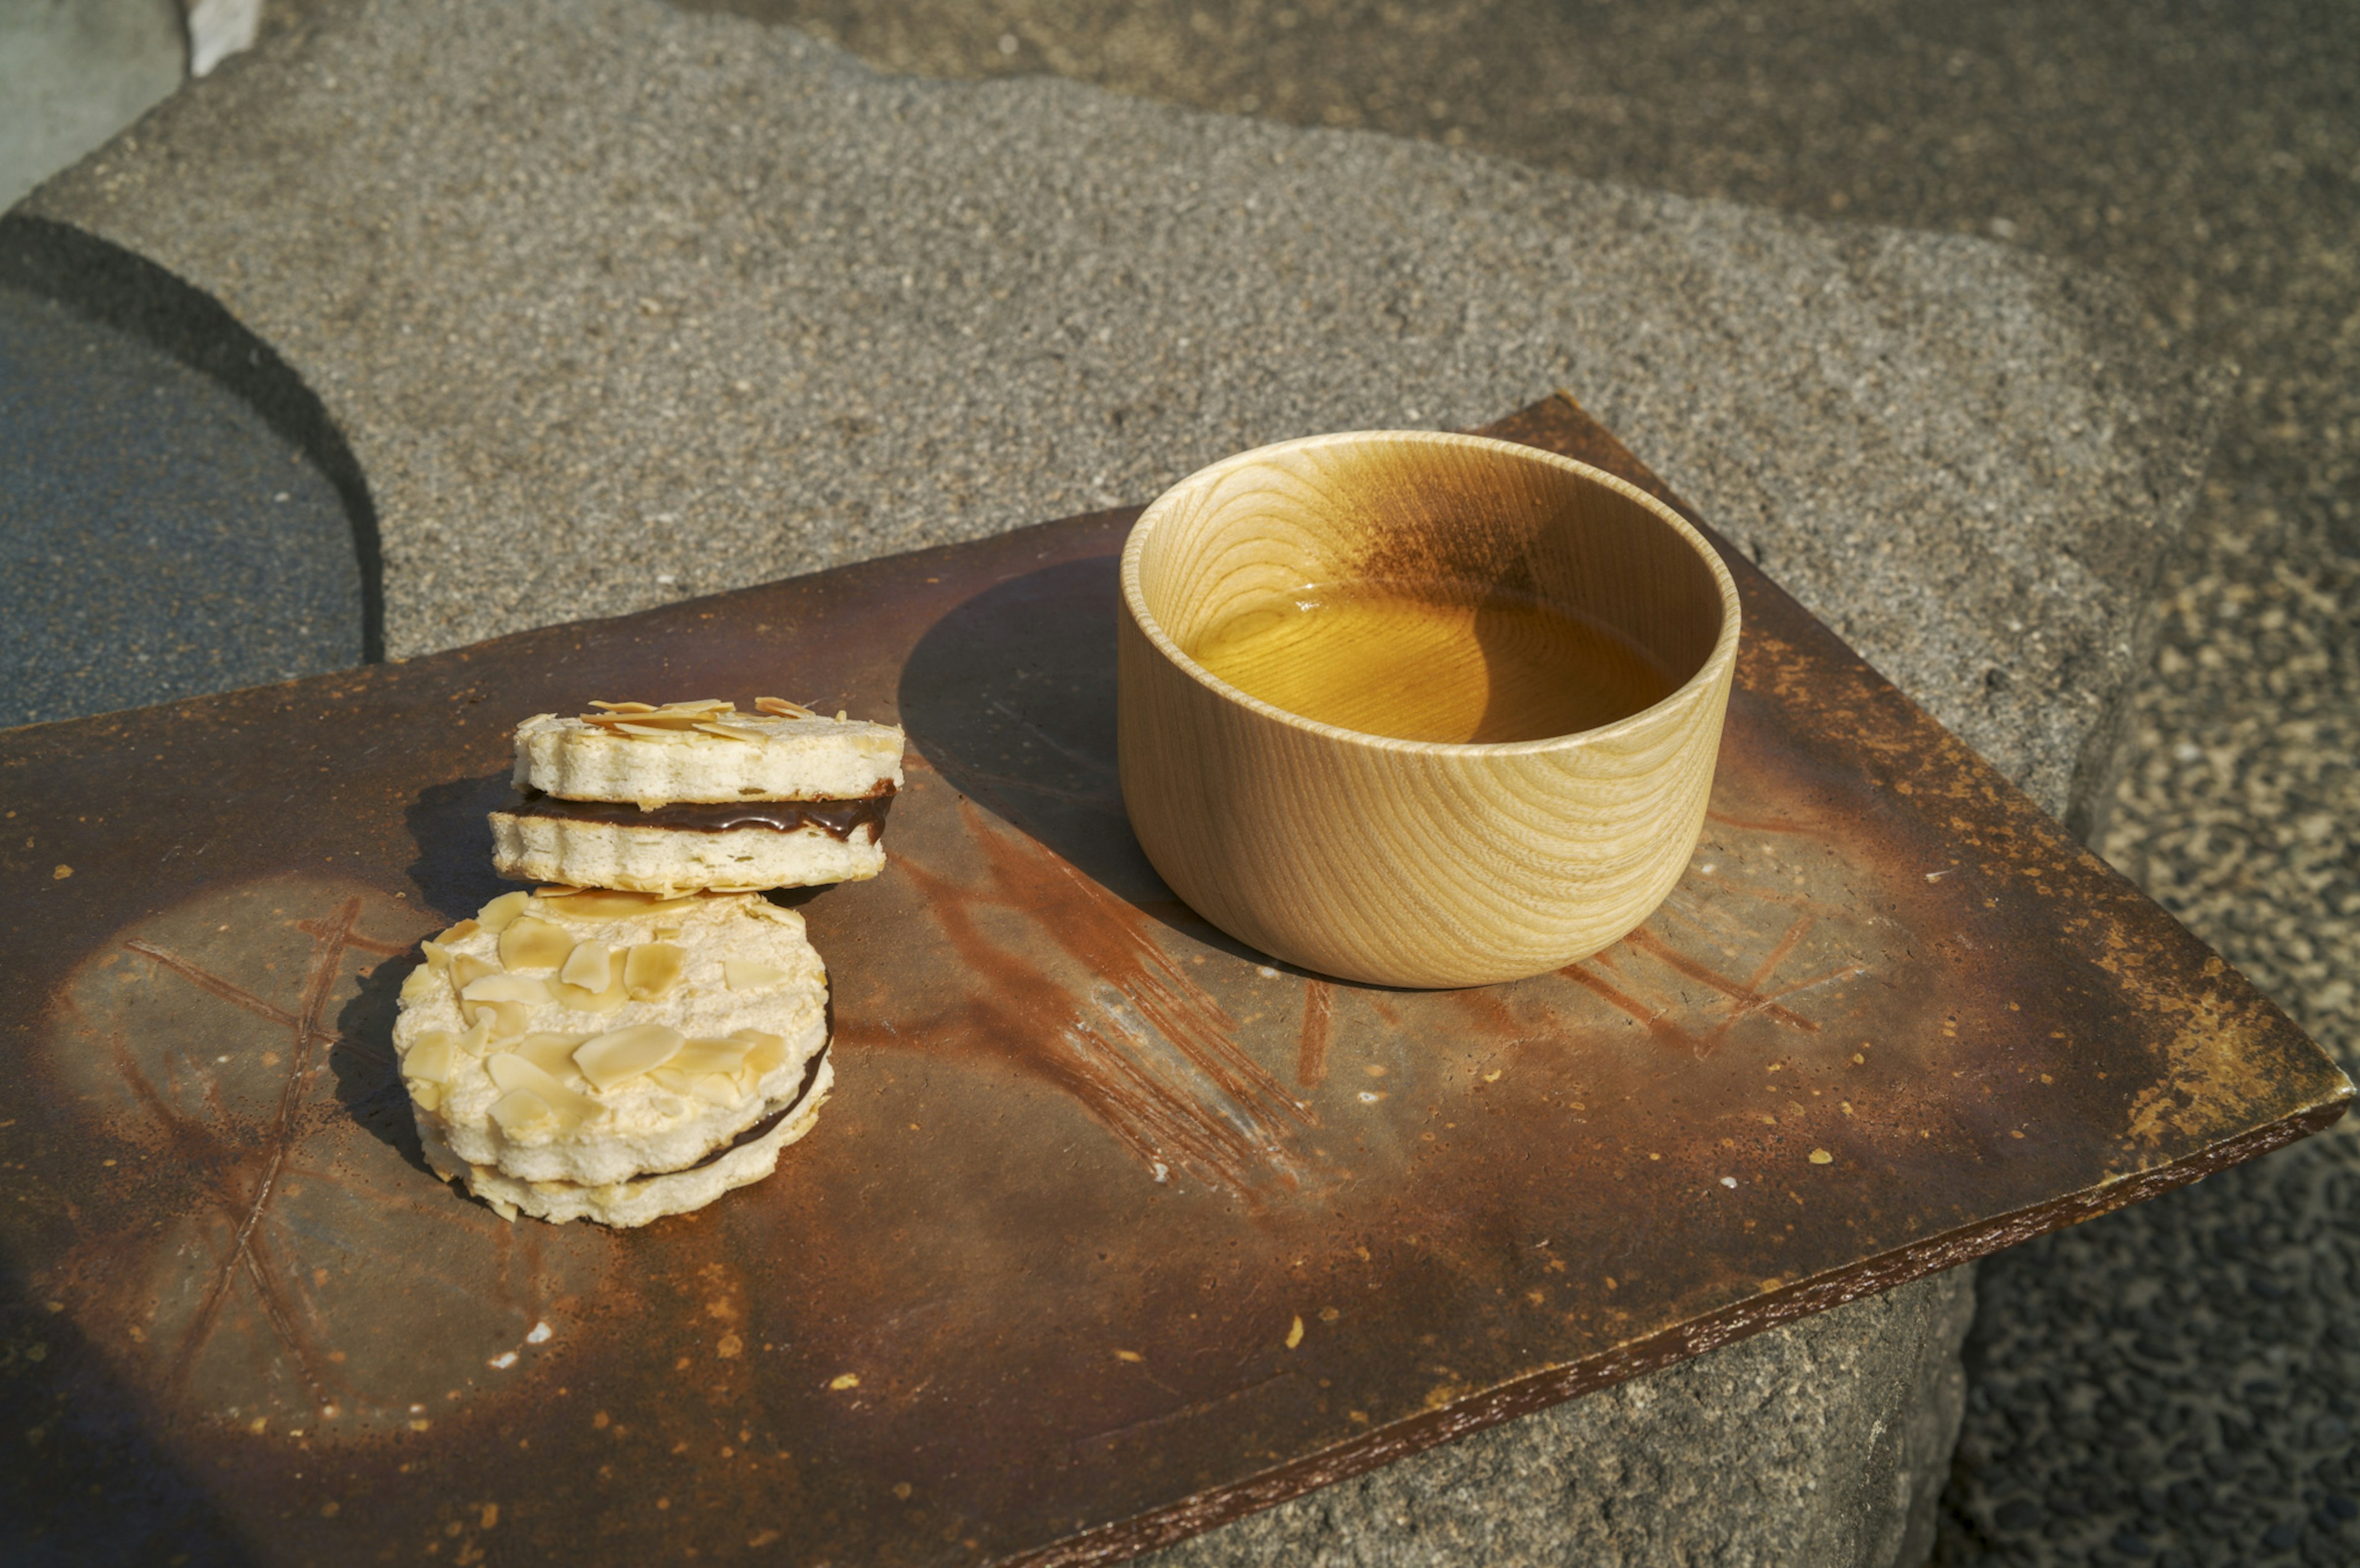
(1119, 431, 1741, 987)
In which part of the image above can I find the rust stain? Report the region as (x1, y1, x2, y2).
(1297, 981, 1333, 1088)
(885, 798, 1315, 1196)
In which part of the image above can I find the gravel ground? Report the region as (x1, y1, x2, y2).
(682, 1, 2360, 1561)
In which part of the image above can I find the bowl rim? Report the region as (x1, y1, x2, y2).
(1118, 429, 1744, 758)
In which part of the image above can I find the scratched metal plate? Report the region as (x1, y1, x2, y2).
(1, 398, 2346, 1566)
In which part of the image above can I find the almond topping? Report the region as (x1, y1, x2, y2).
(499, 916, 574, 971)
(693, 721, 765, 742)
(450, 954, 502, 994)
(477, 891, 533, 933)
(403, 1032, 457, 1086)
(574, 1024, 685, 1091)
(559, 942, 613, 992)
(535, 885, 585, 898)
(731, 1029, 791, 1076)
(586, 700, 658, 713)
(461, 974, 554, 1006)
(486, 1053, 599, 1129)
(513, 1032, 592, 1082)
(463, 999, 533, 1041)
(613, 721, 690, 739)
(554, 888, 703, 922)
(624, 943, 688, 1002)
(690, 1074, 741, 1106)
(399, 966, 439, 1004)
(755, 697, 817, 718)
(420, 939, 453, 973)
(433, 919, 481, 944)
(409, 1081, 443, 1113)
(724, 958, 792, 992)
(674, 1037, 752, 1076)
(487, 1088, 557, 1137)
(551, 957, 630, 1015)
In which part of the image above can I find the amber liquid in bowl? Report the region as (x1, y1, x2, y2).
(1188, 580, 1677, 744)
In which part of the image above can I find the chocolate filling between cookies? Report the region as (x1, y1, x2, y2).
(506, 784, 894, 842)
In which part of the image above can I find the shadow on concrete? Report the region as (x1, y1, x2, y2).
(0, 213, 384, 664)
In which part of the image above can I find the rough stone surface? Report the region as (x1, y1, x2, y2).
(0, 0, 2229, 1559)
(13, 0, 2218, 829)
(1149, 1269, 1976, 1568)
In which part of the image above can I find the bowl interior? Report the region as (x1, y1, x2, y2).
(1129, 434, 1731, 745)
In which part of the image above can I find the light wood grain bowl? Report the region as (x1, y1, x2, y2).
(1118, 431, 1741, 988)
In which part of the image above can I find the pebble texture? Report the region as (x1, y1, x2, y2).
(10, 0, 2219, 831)
(0, 281, 359, 727)
(1149, 1269, 1975, 1568)
(1, 0, 2233, 1559)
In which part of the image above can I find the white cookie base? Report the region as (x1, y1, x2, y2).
(417, 1059, 832, 1228)
(489, 811, 885, 893)
(514, 711, 903, 809)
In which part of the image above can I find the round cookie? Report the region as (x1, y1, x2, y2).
(393, 887, 829, 1190)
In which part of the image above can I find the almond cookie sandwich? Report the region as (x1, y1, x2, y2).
(392, 885, 833, 1226)
(490, 697, 905, 895)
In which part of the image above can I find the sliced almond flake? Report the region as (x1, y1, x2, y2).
(487, 1088, 557, 1137)
(486, 1053, 599, 1129)
(574, 1024, 685, 1091)
(477, 891, 533, 933)
(420, 941, 452, 973)
(557, 889, 703, 922)
(433, 919, 481, 944)
(399, 967, 439, 1004)
(403, 1032, 458, 1086)
(534, 885, 584, 899)
(410, 1081, 442, 1113)
(690, 1074, 741, 1107)
(624, 943, 688, 1002)
(559, 942, 613, 992)
(514, 1032, 591, 1082)
(456, 1016, 494, 1056)
(755, 696, 818, 718)
(461, 974, 555, 1006)
(693, 721, 763, 743)
(499, 916, 573, 971)
(586, 700, 659, 713)
(731, 1029, 791, 1076)
(450, 954, 501, 994)
(551, 960, 630, 1014)
(724, 958, 792, 992)
(648, 1067, 695, 1095)
(462, 999, 533, 1040)
(675, 1037, 752, 1076)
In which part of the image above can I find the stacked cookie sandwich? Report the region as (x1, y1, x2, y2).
(391, 697, 903, 1226)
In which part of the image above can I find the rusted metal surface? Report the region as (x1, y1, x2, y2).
(1, 396, 2346, 1566)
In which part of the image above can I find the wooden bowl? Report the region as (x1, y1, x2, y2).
(1117, 430, 1741, 988)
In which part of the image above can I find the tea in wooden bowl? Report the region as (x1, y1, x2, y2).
(1117, 431, 1740, 988)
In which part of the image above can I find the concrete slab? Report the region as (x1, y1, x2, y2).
(0, 281, 360, 727)
(0, 0, 2225, 1559)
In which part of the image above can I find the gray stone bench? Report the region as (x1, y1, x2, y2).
(2, 0, 2220, 1559)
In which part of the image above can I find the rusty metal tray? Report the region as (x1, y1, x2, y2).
(2, 396, 2346, 1566)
